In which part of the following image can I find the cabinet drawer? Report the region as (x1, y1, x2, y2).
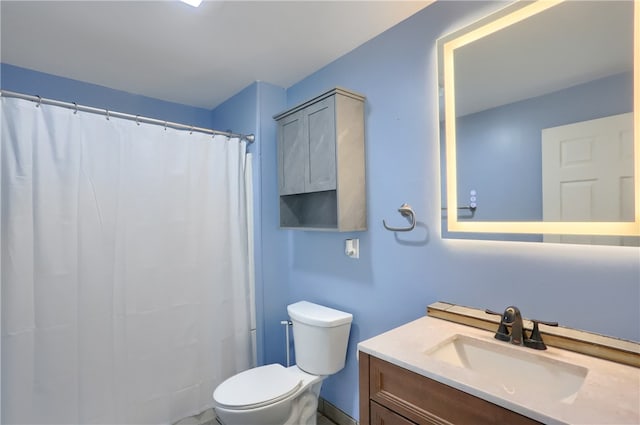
(369, 356, 540, 425)
(370, 400, 417, 425)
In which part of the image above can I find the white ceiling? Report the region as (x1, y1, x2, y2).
(1, 0, 433, 109)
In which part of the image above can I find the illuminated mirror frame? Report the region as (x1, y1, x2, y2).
(443, 0, 640, 236)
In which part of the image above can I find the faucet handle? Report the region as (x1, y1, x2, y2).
(524, 319, 558, 350)
(485, 309, 510, 342)
(531, 319, 558, 327)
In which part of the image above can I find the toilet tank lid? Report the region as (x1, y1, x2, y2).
(287, 301, 353, 327)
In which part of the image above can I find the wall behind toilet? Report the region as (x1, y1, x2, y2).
(245, 1, 640, 421)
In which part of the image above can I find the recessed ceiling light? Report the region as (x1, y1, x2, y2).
(180, 0, 203, 7)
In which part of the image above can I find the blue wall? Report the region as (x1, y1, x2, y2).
(1, 63, 212, 128)
(263, 1, 640, 420)
(3, 1, 640, 422)
(211, 81, 288, 367)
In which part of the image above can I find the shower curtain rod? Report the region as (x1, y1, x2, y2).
(0, 90, 255, 143)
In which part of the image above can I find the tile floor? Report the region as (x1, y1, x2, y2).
(317, 412, 339, 425)
(213, 413, 337, 425)
(176, 408, 339, 425)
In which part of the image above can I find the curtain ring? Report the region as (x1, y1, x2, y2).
(189, 126, 194, 134)
(136, 115, 140, 126)
(73, 102, 78, 114)
(36, 96, 42, 107)
(164, 121, 168, 131)
(106, 109, 110, 120)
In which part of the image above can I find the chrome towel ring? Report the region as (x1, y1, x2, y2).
(383, 203, 416, 232)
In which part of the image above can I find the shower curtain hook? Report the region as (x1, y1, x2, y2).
(73, 102, 78, 114)
(106, 109, 110, 120)
(164, 121, 168, 131)
(135, 115, 140, 126)
(36, 96, 42, 107)
(189, 126, 194, 134)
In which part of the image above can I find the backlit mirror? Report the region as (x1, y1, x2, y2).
(438, 0, 639, 245)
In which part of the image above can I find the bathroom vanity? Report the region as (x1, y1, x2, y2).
(358, 309, 640, 425)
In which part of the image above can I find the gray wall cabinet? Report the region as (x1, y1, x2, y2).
(274, 87, 366, 231)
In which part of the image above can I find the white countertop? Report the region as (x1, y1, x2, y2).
(357, 316, 640, 425)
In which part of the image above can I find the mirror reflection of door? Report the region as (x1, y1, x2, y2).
(542, 113, 637, 246)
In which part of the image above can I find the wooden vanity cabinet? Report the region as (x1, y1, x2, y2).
(274, 87, 366, 231)
(359, 352, 541, 425)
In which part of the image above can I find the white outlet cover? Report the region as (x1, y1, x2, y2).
(345, 239, 359, 259)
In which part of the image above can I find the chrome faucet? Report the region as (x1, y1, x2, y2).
(486, 306, 558, 350)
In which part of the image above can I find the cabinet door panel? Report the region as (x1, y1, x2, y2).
(279, 111, 306, 195)
(306, 97, 336, 192)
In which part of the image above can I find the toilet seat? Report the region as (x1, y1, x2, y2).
(213, 364, 302, 410)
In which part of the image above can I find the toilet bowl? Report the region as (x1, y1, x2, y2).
(214, 364, 323, 425)
(213, 301, 352, 425)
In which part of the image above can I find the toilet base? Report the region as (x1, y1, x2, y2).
(282, 381, 321, 425)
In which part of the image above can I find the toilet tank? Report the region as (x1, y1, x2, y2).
(287, 301, 353, 376)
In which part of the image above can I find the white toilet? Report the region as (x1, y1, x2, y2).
(213, 301, 353, 425)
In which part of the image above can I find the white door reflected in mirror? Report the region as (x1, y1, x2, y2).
(542, 113, 637, 246)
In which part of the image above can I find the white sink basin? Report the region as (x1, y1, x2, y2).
(426, 334, 588, 403)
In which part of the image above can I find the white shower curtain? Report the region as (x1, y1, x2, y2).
(1, 97, 252, 424)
